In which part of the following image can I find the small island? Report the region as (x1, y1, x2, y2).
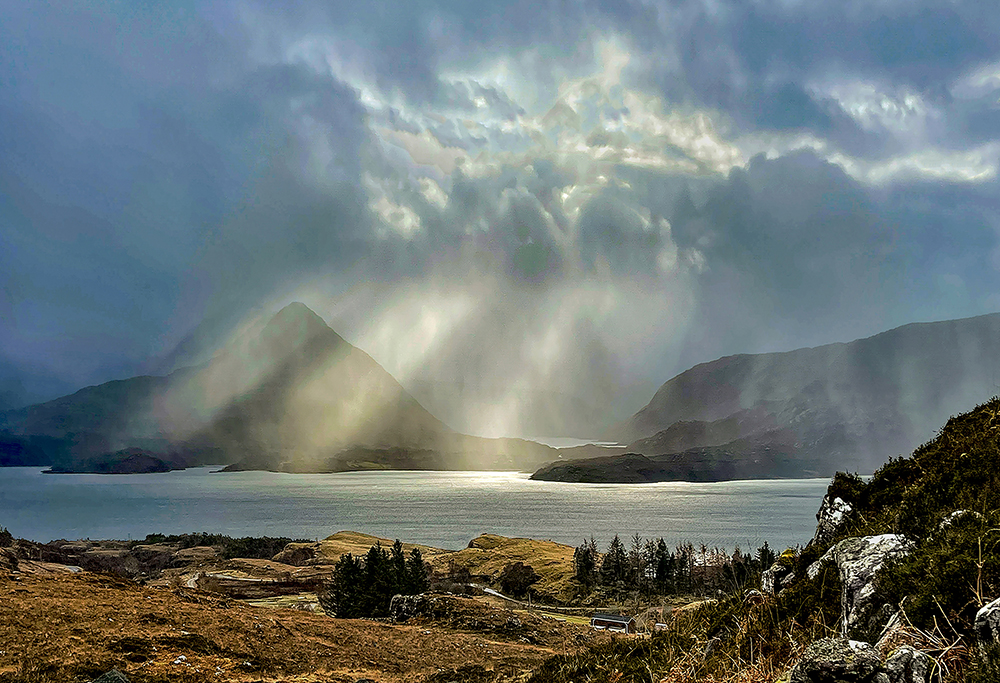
(44, 448, 187, 475)
(530, 432, 816, 483)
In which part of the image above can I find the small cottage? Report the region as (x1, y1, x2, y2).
(590, 612, 637, 634)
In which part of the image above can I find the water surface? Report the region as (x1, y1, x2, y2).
(1, 467, 829, 551)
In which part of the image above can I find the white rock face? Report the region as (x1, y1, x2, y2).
(807, 534, 914, 634)
(812, 495, 854, 546)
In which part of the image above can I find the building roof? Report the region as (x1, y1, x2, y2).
(591, 613, 633, 623)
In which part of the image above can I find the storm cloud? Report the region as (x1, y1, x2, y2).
(2, 0, 1000, 436)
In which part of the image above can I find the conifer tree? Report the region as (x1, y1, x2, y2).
(573, 536, 599, 590)
(322, 552, 363, 617)
(406, 547, 429, 594)
(600, 534, 628, 586)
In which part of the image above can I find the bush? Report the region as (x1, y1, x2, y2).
(498, 562, 539, 598)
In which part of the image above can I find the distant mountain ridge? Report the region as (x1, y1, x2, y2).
(614, 312, 1000, 474)
(0, 303, 557, 473)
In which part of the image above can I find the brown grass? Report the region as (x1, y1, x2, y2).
(0, 571, 593, 683)
(430, 534, 577, 601)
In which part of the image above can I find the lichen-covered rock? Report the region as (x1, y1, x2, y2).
(807, 535, 913, 634)
(788, 638, 884, 682)
(884, 646, 931, 683)
(762, 561, 793, 594)
(813, 495, 854, 546)
(389, 593, 445, 622)
(975, 597, 1000, 644)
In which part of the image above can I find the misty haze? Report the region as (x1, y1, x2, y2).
(3, 1, 1000, 682)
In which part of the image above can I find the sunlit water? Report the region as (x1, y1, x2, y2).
(1, 467, 829, 552)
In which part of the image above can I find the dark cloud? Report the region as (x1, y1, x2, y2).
(3, 0, 1000, 438)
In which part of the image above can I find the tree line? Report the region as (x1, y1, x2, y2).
(573, 533, 777, 598)
(318, 539, 430, 618)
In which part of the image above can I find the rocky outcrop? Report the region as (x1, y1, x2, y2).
(975, 597, 1000, 644)
(812, 494, 853, 546)
(806, 535, 913, 634)
(0, 547, 17, 572)
(788, 638, 883, 682)
(272, 542, 319, 566)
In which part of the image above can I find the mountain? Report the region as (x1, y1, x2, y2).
(0, 303, 557, 472)
(614, 312, 1000, 475)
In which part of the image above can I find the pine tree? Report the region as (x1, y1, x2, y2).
(653, 538, 673, 594)
(321, 552, 363, 617)
(406, 547, 429, 594)
(600, 534, 628, 586)
(628, 532, 647, 592)
(573, 537, 599, 590)
(390, 539, 407, 594)
(362, 543, 392, 617)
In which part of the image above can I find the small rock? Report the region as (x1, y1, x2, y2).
(975, 597, 1000, 644)
(884, 645, 932, 683)
(762, 562, 793, 595)
(788, 638, 882, 683)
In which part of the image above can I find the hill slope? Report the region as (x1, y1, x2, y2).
(616, 312, 1000, 474)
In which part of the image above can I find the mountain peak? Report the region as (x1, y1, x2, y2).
(261, 302, 340, 348)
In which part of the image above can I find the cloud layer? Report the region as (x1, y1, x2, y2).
(2, 0, 1000, 435)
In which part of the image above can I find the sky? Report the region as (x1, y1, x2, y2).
(2, 0, 1000, 436)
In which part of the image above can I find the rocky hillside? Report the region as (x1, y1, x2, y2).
(536, 396, 1000, 682)
(616, 313, 1000, 475)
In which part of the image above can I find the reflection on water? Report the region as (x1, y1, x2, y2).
(4, 467, 829, 551)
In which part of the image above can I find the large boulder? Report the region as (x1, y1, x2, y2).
(788, 638, 884, 682)
(806, 535, 913, 635)
(975, 597, 1000, 644)
(813, 495, 854, 546)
